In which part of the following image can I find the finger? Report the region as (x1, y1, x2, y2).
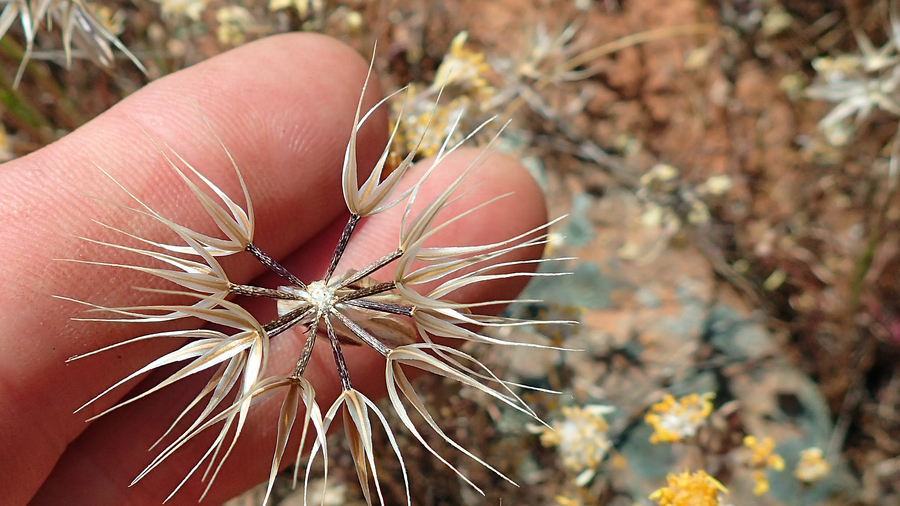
(0, 33, 387, 505)
(30, 149, 548, 506)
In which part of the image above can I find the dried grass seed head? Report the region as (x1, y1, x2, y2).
(65, 67, 568, 506)
(1, 0, 146, 86)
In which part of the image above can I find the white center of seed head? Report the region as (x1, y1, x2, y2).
(307, 280, 335, 312)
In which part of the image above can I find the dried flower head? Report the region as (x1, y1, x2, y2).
(649, 469, 727, 506)
(63, 63, 567, 506)
(0, 0, 146, 86)
(805, 6, 900, 145)
(538, 404, 615, 486)
(794, 447, 830, 483)
(645, 393, 714, 444)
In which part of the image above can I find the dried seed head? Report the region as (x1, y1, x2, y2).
(1, 0, 147, 86)
(63, 63, 571, 506)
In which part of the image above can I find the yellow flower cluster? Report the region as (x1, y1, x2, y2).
(743, 435, 785, 495)
(431, 31, 495, 101)
(645, 393, 714, 443)
(649, 470, 727, 506)
(794, 447, 830, 483)
(539, 404, 614, 486)
(388, 83, 469, 163)
(386, 31, 497, 169)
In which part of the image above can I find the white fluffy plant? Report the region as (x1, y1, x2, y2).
(62, 63, 569, 506)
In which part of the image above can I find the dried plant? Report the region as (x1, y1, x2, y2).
(61, 64, 568, 506)
(805, 5, 900, 145)
(0, 0, 36, 84)
(1, 0, 145, 86)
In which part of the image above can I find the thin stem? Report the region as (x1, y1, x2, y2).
(246, 243, 307, 289)
(324, 214, 360, 283)
(324, 317, 353, 391)
(338, 248, 403, 289)
(330, 309, 390, 356)
(228, 283, 303, 299)
(292, 315, 319, 377)
(263, 305, 314, 338)
(337, 281, 396, 303)
(344, 299, 414, 318)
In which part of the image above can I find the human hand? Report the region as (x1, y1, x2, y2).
(0, 33, 546, 506)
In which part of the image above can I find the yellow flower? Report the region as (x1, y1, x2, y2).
(794, 447, 830, 483)
(539, 404, 614, 486)
(645, 393, 714, 443)
(742, 435, 785, 495)
(649, 470, 727, 506)
(388, 83, 469, 162)
(744, 436, 785, 470)
(750, 470, 770, 495)
(431, 31, 494, 99)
